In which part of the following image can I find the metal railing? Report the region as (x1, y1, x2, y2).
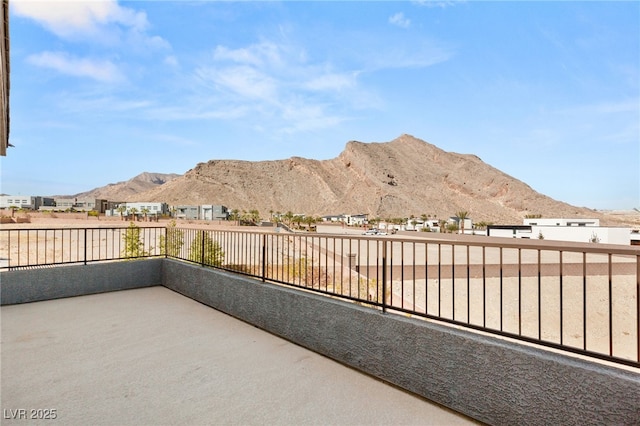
(170, 228, 640, 368)
(0, 226, 164, 268)
(2, 226, 639, 368)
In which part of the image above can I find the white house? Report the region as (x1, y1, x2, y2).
(0, 195, 54, 210)
(107, 202, 169, 218)
(488, 218, 630, 245)
(524, 218, 600, 227)
(344, 214, 368, 226)
(322, 214, 344, 223)
(449, 216, 473, 234)
(320, 214, 368, 226)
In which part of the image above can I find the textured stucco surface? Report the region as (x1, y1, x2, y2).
(163, 259, 640, 426)
(1, 259, 162, 305)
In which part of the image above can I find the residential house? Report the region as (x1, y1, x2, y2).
(201, 205, 228, 220)
(0, 195, 54, 210)
(488, 218, 630, 245)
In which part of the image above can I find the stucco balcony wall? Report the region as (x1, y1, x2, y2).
(1, 258, 162, 305)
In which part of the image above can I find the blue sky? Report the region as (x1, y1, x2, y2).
(3, 1, 638, 210)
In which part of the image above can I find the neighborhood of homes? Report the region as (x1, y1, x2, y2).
(0, 195, 637, 246)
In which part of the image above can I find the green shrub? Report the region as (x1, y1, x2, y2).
(159, 220, 184, 257)
(189, 230, 224, 266)
(121, 222, 149, 258)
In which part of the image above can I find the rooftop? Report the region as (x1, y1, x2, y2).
(1, 286, 476, 425)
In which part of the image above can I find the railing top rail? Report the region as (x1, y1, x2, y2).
(3, 225, 638, 256)
(383, 233, 640, 256)
(170, 227, 640, 256)
(0, 226, 166, 231)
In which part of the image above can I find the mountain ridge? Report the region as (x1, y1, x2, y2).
(118, 134, 601, 224)
(73, 171, 180, 201)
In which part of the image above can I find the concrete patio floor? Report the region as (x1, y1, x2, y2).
(1, 286, 478, 425)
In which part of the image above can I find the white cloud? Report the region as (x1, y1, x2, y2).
(13, 0, 144, 36)
(27, 51, 124, 83)
(303, 73, 357, 91)
(196, 65, 278, 101)
(12, 0, 168, 49)
(164, 55, 179, 68)
(411, 0, 462, 8)
(389, 12, 411, 29)
(213, 42, 284, 68)
(364, 41, 455, 70)
(279, 103, 348, 134)
(188, 34, 452, 136)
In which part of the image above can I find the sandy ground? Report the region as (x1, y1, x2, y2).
(2, 214, 638, 364)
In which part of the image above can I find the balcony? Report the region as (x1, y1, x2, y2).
(1, 226, 639, 424)
(2, 286, 474, 425)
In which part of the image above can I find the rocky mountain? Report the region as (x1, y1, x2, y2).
(73, 172, 180, 201)
(128, 134, 603, 224)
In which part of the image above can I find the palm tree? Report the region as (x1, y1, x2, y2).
(249, 209, 260, 225)
(304, 215, 317, 231)
(475, 221, 490, 231)
(141, 207, 150, 222)
(284, 211, 294, 227)
(116, 205, 127, 221)
(129, 207, 139, 221)
(456, 211, 469, 235)
(230, 209, 240, 225)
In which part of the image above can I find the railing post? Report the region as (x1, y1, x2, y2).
(382, 240, 387, 313)
(637, 254, 640, 364)
(261, 233, 267, 282)
(200, 229, 205, 266)
(164, 227, 168, 259)
(83, 228, 87, 265)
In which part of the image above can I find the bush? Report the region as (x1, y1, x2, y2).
(189, 230, 224, 266)
(159, 220, 184, 257)
(121, 222, 149, 258)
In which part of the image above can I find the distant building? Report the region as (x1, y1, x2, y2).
(201, 205, 228, 220)
(322, 215, 344, 222)
(344, 214, 368, 226)
(0, 195, 54, 210)
(47, 198, 113, 213)
(172, 205, 228, 220)
(488, 218, 630, 245)
(405, 218, 441, 232)
(174, 205, 199, 220)
(321, 214, 368, 226)
(107, 202, 169, 219)
(523, 218, 600, 227)
(449, 216, 473, 233)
